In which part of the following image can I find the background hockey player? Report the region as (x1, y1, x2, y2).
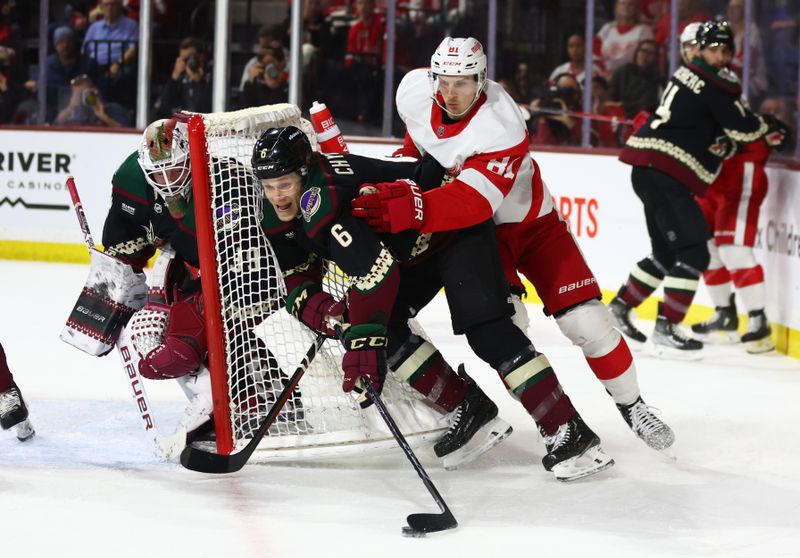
(251, 125, 614, 481)
(351, 37, 673, 456)
(607, 20, 778, 359)
(0, 341, 35, 441)
(61, 118, 219, 448)
(690, 97, 791, 353)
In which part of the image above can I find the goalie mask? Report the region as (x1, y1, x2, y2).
(138, 119, 192, 219)
(251, 126, 313, 182)
(428, 37, 487, 118)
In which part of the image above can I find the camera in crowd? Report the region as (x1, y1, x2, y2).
(81, 88, 99, 107)
(185, 54, 201, 72)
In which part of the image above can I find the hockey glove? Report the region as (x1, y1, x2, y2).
(762, 114, 792, 152)
(285, 283, 346, 338)
(351, 179, 425, 234)
(341, 324, 388, 408)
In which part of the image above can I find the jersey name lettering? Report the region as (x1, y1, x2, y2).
(323, 153, 354, 175)
(673, 66, 705, 94)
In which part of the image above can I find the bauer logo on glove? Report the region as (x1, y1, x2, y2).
(352, 179, 425, 234)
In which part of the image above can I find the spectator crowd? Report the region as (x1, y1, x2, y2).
(0, 0, 796, 152)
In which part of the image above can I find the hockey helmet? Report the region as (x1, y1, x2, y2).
(696, 19, 735, 55)
(252, 126, 312, 181)
(429, 37, 487, 117)
(138, 118, 192, 200)
(680, 22, 702, 63)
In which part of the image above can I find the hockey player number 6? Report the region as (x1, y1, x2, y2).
(331, 224, 353, 247)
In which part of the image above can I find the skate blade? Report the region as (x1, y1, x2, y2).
(744, 337, 775, 354)
(553, 446, 615, 482)
(691, 331, 739, 345)
(14, 419, 35, 442)
(442, 418, 513, 471)
(649, 343, 703, 361)
(657, 446, 677, 462)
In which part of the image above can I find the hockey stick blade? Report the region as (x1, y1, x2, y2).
(361, 377, 458, 535)
(180, 333, 326, 474)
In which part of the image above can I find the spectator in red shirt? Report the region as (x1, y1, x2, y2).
(590, 75, 629, 147)
(345, 0, 384, 124)
(530, 72, 584, 146)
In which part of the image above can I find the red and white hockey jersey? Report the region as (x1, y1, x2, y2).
(396, 68, 554, 232)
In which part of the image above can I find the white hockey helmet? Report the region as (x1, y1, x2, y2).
(428, 37, 487, 116)
(680, 22, 702, 64)
(138, 118, 192, 200)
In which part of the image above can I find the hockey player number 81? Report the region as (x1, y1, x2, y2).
(651, 82, 679, 130)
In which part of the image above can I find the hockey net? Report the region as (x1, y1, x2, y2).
(187, 103, 447, 459)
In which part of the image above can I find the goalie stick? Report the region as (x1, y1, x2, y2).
(179, 332, 328, 473)
(66, 176, 188, 460)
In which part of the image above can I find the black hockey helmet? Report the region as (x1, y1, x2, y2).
(696, 19, 735, 55)
(252, 126, 312, 181)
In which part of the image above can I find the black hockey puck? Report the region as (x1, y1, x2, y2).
(401, 526, 427, 538)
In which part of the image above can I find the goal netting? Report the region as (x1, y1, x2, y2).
(187, 103, 448, 459)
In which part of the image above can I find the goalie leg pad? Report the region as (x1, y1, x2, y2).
(60, 249, 148, 356)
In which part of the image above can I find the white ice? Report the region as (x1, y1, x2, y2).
(2, 259, 799, 558)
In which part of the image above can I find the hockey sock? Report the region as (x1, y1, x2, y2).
(704, 241, 734, 307)
(0, 343, 13, 392)
(662, 261, 702, 323)
(618, 255, 667, 308)
(555, 301, 639, 405)
(388, 334, 469, 413)
(465, 318, 576, 435)
(731, 265, 766, 313)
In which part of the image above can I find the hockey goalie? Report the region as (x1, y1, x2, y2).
(60, 118, 226, 458)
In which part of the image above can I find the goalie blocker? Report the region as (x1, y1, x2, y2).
(60, 249, 147, 356)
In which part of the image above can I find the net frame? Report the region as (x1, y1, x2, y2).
(188, 104, 448, 458)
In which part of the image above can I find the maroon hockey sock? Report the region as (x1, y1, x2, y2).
(619, 257, 666, 308)
(0, 343, 14, 392)
(517, 373, 576, 436)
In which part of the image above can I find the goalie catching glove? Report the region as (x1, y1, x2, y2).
(351, 179, 425, 234)
(341, 324, 388, 409)
(286, 283, 346, 338)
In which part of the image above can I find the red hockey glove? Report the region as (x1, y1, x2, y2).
(341, 324, 388, 408)
(351, 179, 424, 234)
(762, 113, 791, 152)
(631, 110, 651, 135)
(286, 283, 346, 338)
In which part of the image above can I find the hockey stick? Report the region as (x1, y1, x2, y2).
(66, 176, 187, 460)
(360, 376, 458, 536)
(179, 332, 327, 473)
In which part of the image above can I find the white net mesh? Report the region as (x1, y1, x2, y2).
(194, 104, 447, 459)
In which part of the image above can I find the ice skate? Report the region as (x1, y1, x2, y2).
(0, 383, 35, 441)
(741, 310, 775, 354)
(691, 294, 739, 343)
(617, 397, 675, 455)
(651, 304, 703, 360)
(540, 414, 614, 482)
(609, 297, 647, 347)
(434, 367, 513, 470)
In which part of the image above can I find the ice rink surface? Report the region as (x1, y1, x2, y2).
(2, 259, 799, 558)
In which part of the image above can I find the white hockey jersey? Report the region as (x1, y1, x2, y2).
(396, 68, 554, 230)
